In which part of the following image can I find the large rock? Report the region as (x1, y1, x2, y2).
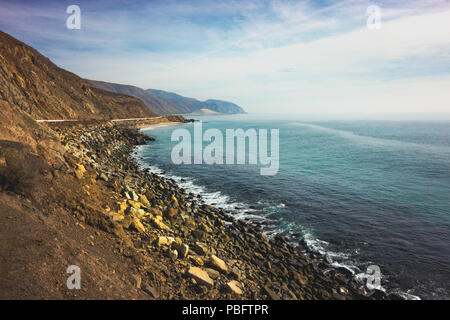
(128, 200, 143, 209)
(199, 222, 212, 233)
(144, 285, 159, 299)
(226, 280, 243, 295)
(117, 201, 128, 214)
(204, 268, 221, 279)
(263, 286, 280, 300)
(74, 164, 85, 179)
(129, 207, 147, 219)
(150, 216, 172, 232)
(131, 217, 145, 234)
(164, 207, 178, 219)
(75, 169, 84, 180)
(139, 194, 151, 207)
(145, 190, 156, 200)
(157, 236, 175, 247)
(169, 249, 178, 261)
(191, 242, 209, 256)
(150, 208, 163, 216)
(189, 256, 204, 267)
(76, 163, 86, 173)
(291, 270, 308, 286)
(183, 216, 196, 228)
(175, 243, 189, 259)
(187, 267, 214, 288)
(230, 266, 241, 280)
(209, 255, 228, 273)
(107, 211, 124, 222)
(171, 194, 179, 207)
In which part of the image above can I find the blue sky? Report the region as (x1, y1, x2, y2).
(1, 0, 449, 114)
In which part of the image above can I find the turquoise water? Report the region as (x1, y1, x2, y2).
(137, 115, 450, 299)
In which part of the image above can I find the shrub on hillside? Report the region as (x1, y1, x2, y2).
(0, 143, 47, 196)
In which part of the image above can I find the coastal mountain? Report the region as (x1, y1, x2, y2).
(88, 80, 183, 115)
(0, 30, 156, 122)
(147, 89, 246, 115)
(89, 80, 246, 115)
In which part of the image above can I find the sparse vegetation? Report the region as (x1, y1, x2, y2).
(0, 144, 45, 195)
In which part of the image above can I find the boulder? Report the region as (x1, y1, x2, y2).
(150, 216, 172, 232)
(99, 172, 109, 182)
(177, 244, 189, 259)
(187, 267, 214, 288)
(76, 164, 86, 173)
(131, 217, 145, 234)
(230, 266, 241, 280)
(144, 285, 160, 299)
(128, 200, 142, 209)
(145, 190, 156, 200)
(171, 194, 179, 207)
(157, 236, 175, 247)
(164, 207, 178, 219)
(150, 208, 163, 216)
(291, 270, 308, 286)
(139, 194, 151, 207)
(199, 222, 212, 233)
(75, 169, 84, 180)
(226, 280, 243, 295)
(129, 207, 147, 219)
(192, 230, 207, 240)
(107, 211, 124, 222)
(209, 255, 228, 273)
(189, 256, 204, 267)
(263, 286, 280, 300)
(121, 216, 133, 229)
(117, 201, 128, 214)
(132, 274, 142, 289)
(183, 216, 196, 228)
(169, 249, 178, 261)
(191, 242, 209, 256)
(204, 268, 221, 279)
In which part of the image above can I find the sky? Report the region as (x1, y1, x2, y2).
(0, 0, 449, 114)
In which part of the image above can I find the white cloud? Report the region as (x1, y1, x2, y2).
(3, 0, 448, 114)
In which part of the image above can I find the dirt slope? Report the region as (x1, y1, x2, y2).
(0, 30, 156, 121)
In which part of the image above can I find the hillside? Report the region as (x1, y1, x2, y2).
(88, 80, 183, 115)
(186, 108, 221, 115)
(0, 31, 156, 122)
(89, 80, 246, 115)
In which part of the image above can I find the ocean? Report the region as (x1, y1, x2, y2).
(136, 114, 450, 300)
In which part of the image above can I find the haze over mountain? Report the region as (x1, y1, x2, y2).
(89, 80, 246, 115)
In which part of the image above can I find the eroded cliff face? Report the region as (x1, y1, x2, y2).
(0, 30, 156, 122)
(0, 31, 175, 300)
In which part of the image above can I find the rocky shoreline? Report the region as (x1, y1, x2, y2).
(46, 120, 397, 300)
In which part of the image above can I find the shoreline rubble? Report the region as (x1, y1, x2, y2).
(45, 119, 398, 300)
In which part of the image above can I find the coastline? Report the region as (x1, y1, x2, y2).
(1, 119, 397, 299)
(134, 135, 422, 300)
(91, 121, 396, 299)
